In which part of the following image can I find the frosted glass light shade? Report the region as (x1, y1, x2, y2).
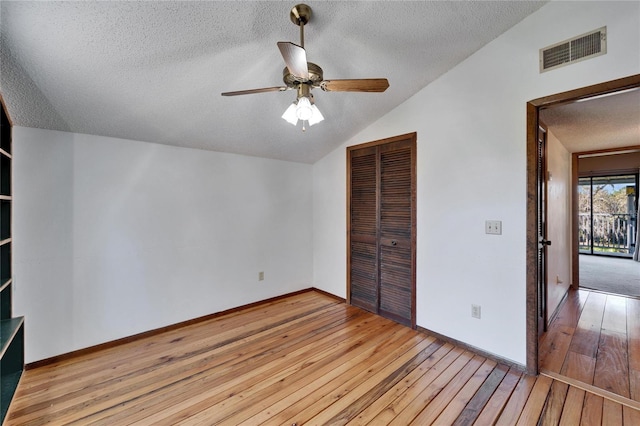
(308, 104, 324, 126)
(295, 96, 314, 121)
(281, 102, 298, 125)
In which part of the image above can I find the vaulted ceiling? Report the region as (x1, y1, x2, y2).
(1, 1, 548, 163)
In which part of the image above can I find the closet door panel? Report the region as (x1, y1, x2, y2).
(379, 145, 413, 324)
(350, 240, 377, 313)
(349, 149, 378, 313)
(379, 244, 412, 325)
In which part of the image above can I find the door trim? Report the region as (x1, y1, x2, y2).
(526, 74, 640, 375)
(536, 124, 548, 337)
(347, 132, 417, 328)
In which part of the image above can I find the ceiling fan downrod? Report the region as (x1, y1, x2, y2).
(290, 4, 312, 48)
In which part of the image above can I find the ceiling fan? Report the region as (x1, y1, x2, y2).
(221, 4, 389, 131)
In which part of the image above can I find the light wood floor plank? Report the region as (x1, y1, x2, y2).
(594, 295, 629, 398)
(495, 373, 538, 425)
(515, 374, 553, 425)
(16, 300, 358, 424)
(542, 287, 638, 411)
(234, 327, 427, 425)
(296, 334, 443, 425)
(539, 324, 575, 373)
(87, 305, 363, 425)
(265, 333, 435, 426)
(602, 398, 623, 424)
(127, 310, 390, 425)
(437, 359, 499, 425)
(344, 343, 455, 426)
(558, 387, 584, 425)
(184, 320, 420, 425)
(569, 291, 606, 358)
(6, 289, 634, 426)
(627, 297, 640, 401)
(298, 337, 442, 425)
(409, 354, 487, 425)
(623, 405, 640, 425)
(540, 380, 568, 425)
(472, 368, 522, 425)
(386, 350, 475, 425)
(581, 393, 603, 426)
(366, 346, 466, 425)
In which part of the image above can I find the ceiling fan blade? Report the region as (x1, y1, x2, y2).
(221, 86, 289, 96)
(320, 79, 389, 93)
(277, 42, 309, 80)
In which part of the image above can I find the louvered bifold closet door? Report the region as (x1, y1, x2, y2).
(379, 142, 413, 326)
(349, 147, 378, 313)
(348, 133, 416, 328)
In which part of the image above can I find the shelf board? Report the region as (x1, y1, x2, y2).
(0, 278, 10, 293)
(1, 369, 22, 423)
(0, 195, 11, 201)
(0, 148, 10, 159)
(0, 317, 24, 359)
(0, 238, 11, 247)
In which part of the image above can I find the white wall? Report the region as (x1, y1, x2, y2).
(313, 1, 640, 365)
(13, 127, 313, 363)
(546, 129, 572, 318)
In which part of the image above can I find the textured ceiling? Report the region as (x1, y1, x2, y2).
(541, 88, 640, 154)
(0, 1, 547, 163)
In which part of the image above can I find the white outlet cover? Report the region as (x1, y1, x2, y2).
(471, 304, 481, 319)
(485, 220, 502, 235)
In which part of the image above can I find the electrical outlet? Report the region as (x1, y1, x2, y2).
(485, 220, 502, 235)
(258, 271, 264, 281)
(471, 304, 481, 319)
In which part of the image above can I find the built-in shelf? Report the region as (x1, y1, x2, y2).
(0, 318, 24, 423)
(1, 370, 22, 417)
(0, 317, 23, 359)
(0, 278, 10, 294)
(1, 90, 22, 424)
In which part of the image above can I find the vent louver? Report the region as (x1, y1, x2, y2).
(540, 27, 606, 72)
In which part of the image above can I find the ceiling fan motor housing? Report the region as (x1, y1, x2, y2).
(283, 62, 323, 87)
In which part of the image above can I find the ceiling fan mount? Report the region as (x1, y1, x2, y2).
(289, 4, 312, 27)
(221, 3, 389, 129)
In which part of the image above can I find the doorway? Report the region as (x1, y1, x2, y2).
(347, 132, 417, 328)
(576, 167, 640, 298)
(578, 174, 637, 257)
(526, 74, 640, 375)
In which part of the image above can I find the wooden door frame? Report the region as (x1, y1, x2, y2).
(526, 74, 640, 375)
(346, 132, 417, 328)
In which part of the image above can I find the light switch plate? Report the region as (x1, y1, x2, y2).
(485, 220, 502, 235)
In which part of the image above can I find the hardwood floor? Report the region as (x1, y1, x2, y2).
(540, 288, 640, 424)
(6, 290, 639, 425)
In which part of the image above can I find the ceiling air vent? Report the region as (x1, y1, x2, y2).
(540, 27, 606, 73)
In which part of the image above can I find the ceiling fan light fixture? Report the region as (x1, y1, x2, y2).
(281, 94, 324, 128)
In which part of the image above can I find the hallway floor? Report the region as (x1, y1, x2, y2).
(579, 254, 640, 297)
(540, 288, 640, 414)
